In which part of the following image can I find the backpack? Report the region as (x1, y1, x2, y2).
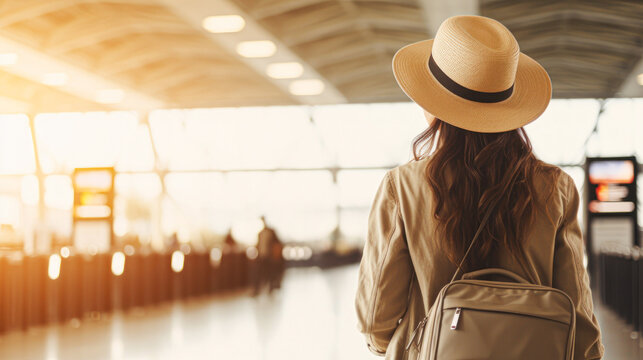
(404, 267, 576, 359)
(405, 167, 576, 360)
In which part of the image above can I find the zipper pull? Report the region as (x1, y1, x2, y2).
(450, 308, 462, 330)
(405, 316, 428, 351)
(415, 319, 426, 347)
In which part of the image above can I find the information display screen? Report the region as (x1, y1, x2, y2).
(587, 158, 636, 214)
(73, 168, 114, 220)
(72, 167, 115, 252)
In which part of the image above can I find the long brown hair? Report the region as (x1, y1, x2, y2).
(413, 117, 558, 276)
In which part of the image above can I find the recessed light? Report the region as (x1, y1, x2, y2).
(236, 40, 276, 58)
(637, 73, 643, 86)
(96, 89, 125, 104)
(42, 72, 68, 87)
(0, 53, 18, 66)
(202, 15, 245, 33)
(289, 79, 325, 96)
(267, 62, 304, 79)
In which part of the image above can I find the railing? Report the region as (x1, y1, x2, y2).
(0, 246, 252, 335)
(0, 244, 363, 335)
(596, 248, 641, 333)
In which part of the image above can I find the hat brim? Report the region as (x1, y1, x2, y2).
(392, 39, 552, 133)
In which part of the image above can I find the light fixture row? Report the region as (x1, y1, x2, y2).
(202, 15, 326, 96)
(0, 52, 127, 104)
(0, 13, 329, 104)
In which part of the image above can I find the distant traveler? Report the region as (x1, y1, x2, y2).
(223, 229, 237, 250)
(355, 15, 603, 359)
(253, 216, 284, 296)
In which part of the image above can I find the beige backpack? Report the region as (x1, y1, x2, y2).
(405, 177, 576, 359)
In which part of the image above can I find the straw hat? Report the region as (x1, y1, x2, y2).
(392, 15, 551, 133)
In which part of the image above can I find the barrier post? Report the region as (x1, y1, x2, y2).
(81, 255, 98, 318)
(140, 252, 156, 307)
(3, 253, 26, 332)
(0, 255, 6, 335)
(61, 255, 83, 322)
(639, 248, 643, 337)
(631, 249, 639, 332)
(24, 255, 47, 328)
(97, 253, 112, 314)
(158, 252, 172, 303)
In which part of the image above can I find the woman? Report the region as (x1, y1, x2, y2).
(355, 15, 604, 359)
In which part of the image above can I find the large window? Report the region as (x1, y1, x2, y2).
(0, 99, 640, 251)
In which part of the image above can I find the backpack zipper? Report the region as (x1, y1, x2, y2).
(405, 316, 428, 351)
(450, 307, 462, 330)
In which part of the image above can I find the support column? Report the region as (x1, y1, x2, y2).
(28, 113, 48, 254)
(140, 112, 167, 251)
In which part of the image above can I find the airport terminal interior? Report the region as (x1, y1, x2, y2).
(0, 0, 641, 359)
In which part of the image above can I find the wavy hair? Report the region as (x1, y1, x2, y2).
(413, 117, 558, 277)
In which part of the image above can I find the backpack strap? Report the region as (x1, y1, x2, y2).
(449, 159, 525, 283)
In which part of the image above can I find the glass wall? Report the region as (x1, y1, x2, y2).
(0, 99, 640, 252)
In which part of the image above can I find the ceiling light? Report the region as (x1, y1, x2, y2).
(637, 73, 643, 86)
(267, 62, 304, 79)
(96, 89, 125, 104)
(0, 53, 18, 66)
(236, 40, 276, 58)
(202, 15, 245, 33)
(289, 79, 325, 96)
(42, 72, 68, 87)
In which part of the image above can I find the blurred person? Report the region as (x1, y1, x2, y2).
(223, 229, 237, 250)
(268, 232, 285, 292)
(167, 232, 179, 250)
(252, 216, 283, 296)
(355, 15, 603, 359)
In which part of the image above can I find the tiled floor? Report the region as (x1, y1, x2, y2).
(0, 264, 638, 359)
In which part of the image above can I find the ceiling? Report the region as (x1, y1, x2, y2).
(230, 0, 429, 103)
(480, 0, 643, 99)
(0, 0, 640, 113)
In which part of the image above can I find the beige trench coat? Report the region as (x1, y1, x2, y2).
(355, 158, 604, 360)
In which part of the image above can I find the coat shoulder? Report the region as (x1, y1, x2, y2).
(388, 158, 430, 185)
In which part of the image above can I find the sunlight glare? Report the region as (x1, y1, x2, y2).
(111, 252, 126, 276)
(171, 251, 184, 273)
(48, 254, 61, 280)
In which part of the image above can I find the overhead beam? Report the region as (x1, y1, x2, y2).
(0, 35, 164, 111)
(305, 42, 376, 68)
(96, 34, 231, 75)
(339, 75, 401, 96)
(280, 2, 427, 45)
(484, 3, 643, 29)
(165, 82, 297, 108)
(326, 63, 391, 87)
(0, 70, 105, 113)
(0, 0, 158, 28)
(136, 59, 244, 95)
(519, 35, 641, 58)
(45, 10, 193, 54)
(281, 16, 356, 47)
(250, 0, 327, 19)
